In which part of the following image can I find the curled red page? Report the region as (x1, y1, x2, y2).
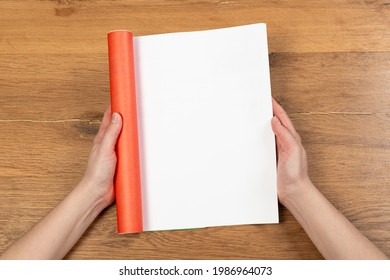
(108, 31, 143, 233)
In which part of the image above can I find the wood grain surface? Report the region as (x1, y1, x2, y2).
(0, 0, 389, 259)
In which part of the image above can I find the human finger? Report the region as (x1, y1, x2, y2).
(93, 106, 112, 147)
(99, 112, 122, 152)
(271, 116, 299, 154)
(272, 98, 301, 142)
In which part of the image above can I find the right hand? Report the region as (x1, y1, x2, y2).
(271, 98, 311, 205)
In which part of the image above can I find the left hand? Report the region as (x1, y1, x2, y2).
(80, 106, 122, 208)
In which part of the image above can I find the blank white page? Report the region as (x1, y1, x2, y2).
(134, 23, 278, 231)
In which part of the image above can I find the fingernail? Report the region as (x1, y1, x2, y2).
(112, 113, 118, 124)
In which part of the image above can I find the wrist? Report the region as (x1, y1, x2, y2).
(76, 179, 110, 215)
(279, 177, 314, 208)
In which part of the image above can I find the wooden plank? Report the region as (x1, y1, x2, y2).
(1, 52, 389, 120)
(0, 1, 389, 54)
(0, 54, 109, 121)
(270, 52, 390, 114)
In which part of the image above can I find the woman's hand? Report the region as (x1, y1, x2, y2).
(80, 107, 122, 209)
(271, 98, 310, 205)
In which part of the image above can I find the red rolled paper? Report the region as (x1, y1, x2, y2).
(108, 31, 143, 233)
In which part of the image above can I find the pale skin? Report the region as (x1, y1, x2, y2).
(0, 107, 122, 259)
(271, 98, 387, 260)
(1, 100, 387, 259)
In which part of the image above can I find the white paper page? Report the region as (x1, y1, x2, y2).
(134, 23, 278, 231)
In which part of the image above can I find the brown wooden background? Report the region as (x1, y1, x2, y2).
(0, 0, 389, 259)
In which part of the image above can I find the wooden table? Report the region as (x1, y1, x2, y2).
(0, 0, 389, 259)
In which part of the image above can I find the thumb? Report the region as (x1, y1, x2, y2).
(100, 112, 122, 151)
